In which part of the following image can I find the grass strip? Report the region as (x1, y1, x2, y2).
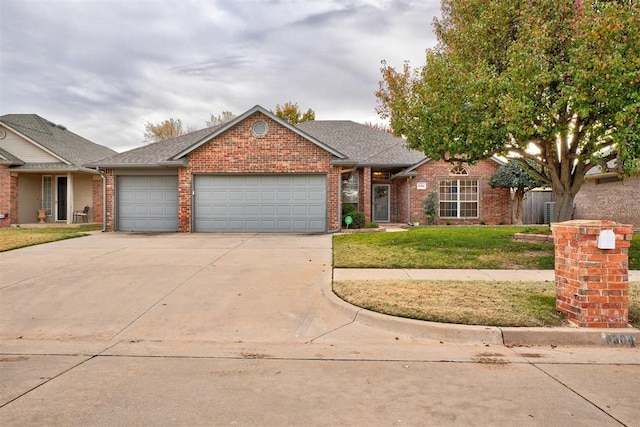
(0, 225, 102, 252)
(333, 280, 640, 328)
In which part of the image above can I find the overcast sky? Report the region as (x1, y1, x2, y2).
(1, 0, 440, 152)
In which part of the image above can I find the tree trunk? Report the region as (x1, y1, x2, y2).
(512, 188, 524, 226)
(553, 190, 575, 222)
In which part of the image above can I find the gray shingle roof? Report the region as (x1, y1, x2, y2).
(90, 114, 426, 169)
(0, 114, 117, 167)
(0, 146, 24, 165)
(10, 162, 78, 171)
(87, 126, 219, 167)
(296, 121, 426, 166)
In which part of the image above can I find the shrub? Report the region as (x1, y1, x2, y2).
(423, 191, 439, 225)
(342, 204, 366, 228)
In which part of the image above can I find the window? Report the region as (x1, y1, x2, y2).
(372, 171, 390, 181)
(439, 177, 479, 219)
(252, 120, 268, 137)
(342, 173, 359, 210)
(596, 176, 622, 185)
(42, 175, 52, 216)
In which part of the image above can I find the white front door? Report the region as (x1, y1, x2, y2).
(372, 184, 390, 222)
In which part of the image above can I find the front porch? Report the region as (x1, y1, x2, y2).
(8, 171, 103, 226)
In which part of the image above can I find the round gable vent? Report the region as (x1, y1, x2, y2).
(252, 120, 268, 137)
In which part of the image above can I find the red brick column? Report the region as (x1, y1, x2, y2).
(104, 169, 115, 232)
(0, 166, 11, 228)
(362, 167, 372, 222)
(551, 220, 632, 328)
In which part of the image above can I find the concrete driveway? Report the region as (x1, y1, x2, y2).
(0, 233, 351, 344)
(2, 233, 640, 426)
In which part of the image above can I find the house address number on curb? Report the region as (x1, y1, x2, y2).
(602, 333, 636, 346)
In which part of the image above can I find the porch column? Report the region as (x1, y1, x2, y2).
(66, 172, 73, 224)
(363, 167, 372, 222)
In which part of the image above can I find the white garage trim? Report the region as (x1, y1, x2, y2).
(194, 174, 327, 233)
(117, 176, 178, 232)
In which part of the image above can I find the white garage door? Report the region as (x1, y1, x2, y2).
(194, 175, 327, 233)
(117, 176, 179, 232)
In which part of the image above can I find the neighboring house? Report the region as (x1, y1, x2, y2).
(574, 166, 640, 229)
(0, 114, 117, 228)
(89, 105, 510, 233)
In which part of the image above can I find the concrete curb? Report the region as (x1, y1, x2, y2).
(500, 327, 639, 347)
(322, 285, 503, 344)
(326, 272, 639, 347)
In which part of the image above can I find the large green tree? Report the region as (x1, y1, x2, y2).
(376, 0, 640, 221)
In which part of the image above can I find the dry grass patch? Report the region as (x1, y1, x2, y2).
(0, 225, 101, 252)
(333, 280, 640, 327)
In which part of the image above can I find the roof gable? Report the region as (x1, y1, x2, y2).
(91, 105, 347, 168)
(171, 105, 346, 160)
(0, 114, 117, 168)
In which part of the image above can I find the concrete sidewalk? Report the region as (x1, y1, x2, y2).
(333, 268, 640, 282)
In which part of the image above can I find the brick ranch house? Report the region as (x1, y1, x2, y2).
(574, 165, 640, 230)
(0, 114, 116, 228)
(89, 105, 510, 233)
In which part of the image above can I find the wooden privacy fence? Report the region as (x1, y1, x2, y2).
(522, 190, 553, 224)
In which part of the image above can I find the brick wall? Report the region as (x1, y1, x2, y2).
(361, 167, 372, 222)
(552, 220, 632, 328)
(180, 112, 338, 232)
(0, 165, 11, 227)
(92, 175, 104, 224)
(408, 159, 511, 225)
(104, 169, 115, 232)
(574, 176, 640, 229)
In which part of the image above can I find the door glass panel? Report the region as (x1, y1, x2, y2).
(373, 184, 390, 222)
(57, 176, 67, 221)
(42, 176, 52, 216)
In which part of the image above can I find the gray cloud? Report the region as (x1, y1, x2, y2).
(1, 0, 440, 152)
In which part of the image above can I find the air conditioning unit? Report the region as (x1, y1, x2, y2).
(544, 202, 555, 225)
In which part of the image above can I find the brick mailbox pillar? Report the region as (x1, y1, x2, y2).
(551, 220, 633, 328)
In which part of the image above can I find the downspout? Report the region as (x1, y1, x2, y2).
(96, 167, 106, 232)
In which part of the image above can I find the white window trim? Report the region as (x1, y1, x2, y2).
(439, 178, 479, 219)
(42, 175, 52, 216)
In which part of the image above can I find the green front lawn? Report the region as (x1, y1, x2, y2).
(334, 226, 556, 269)
(334, 226, 640, 270)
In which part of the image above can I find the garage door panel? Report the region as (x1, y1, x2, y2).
(308, 205, 325, 215)
(244, 205, 259, 215)
(230, 191, 245, 201)
(194, 175, 326, 232)
(261, 191, 275, 201)
(118, 176, 178, 232)
(277, 205, 291, 215)
(212, 191, 227, 201)
(292, 190, 307, 200)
